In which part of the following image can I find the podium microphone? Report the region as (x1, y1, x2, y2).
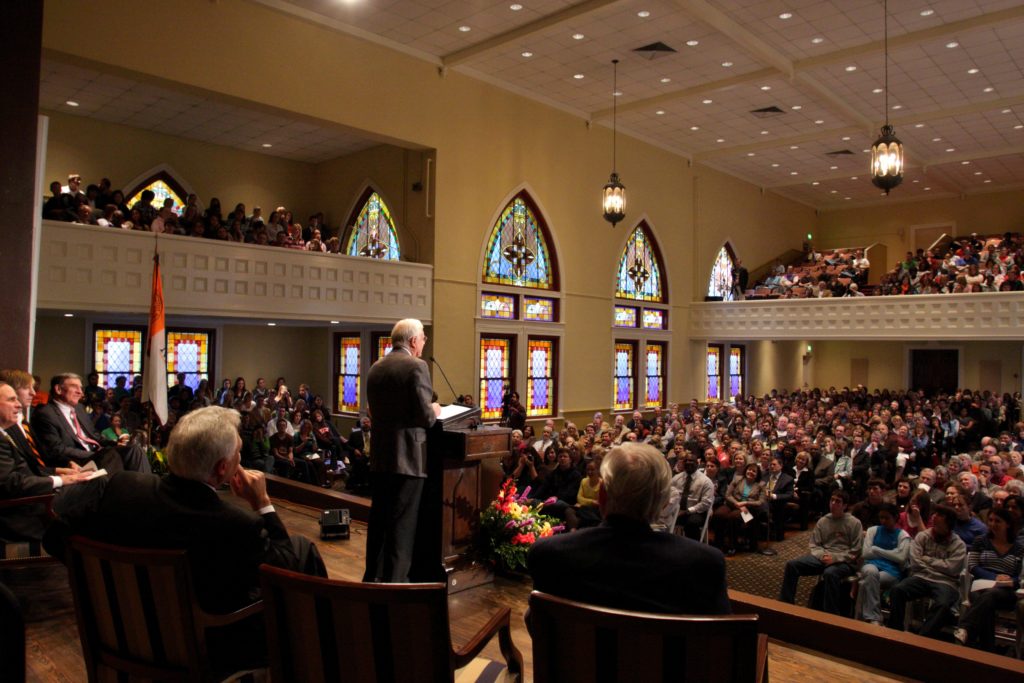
(429, 356, 459, 402)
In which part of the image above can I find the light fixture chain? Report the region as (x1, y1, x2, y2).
(612, 59, 618, 172)
(883, 0, 889, 124)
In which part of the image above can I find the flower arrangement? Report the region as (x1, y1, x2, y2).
(477, 479, 564, 572)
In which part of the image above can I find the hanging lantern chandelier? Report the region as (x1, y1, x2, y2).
(602, 59, 626, 226)
(870, 0, 904, 193)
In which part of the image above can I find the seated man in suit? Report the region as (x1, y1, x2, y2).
(765, 456, 795, 541)
(528, 442, 730, 615)
(0, 382, 88, 540)
(48, 405, 326, 671)
(31, 373, 149, 473)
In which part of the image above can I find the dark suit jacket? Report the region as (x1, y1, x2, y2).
(528, 515, 730, 615)
(0, 432, 55, 540)
(366, 346, 436, 478)
(31, 401, 100, 467)
(56, 471, 299, 614)
(767, 471, 794, 504)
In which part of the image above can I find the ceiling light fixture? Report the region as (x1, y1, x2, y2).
(637, 10, 650, 18)
(660, 77, 671, 83)
(521, 51, 533, 57)
(655, 110, 665, 115)
(702, 99, 713, 104)
(967, 68, 979, 74)
(510, 3, 523, 10)
(66, 100, 79, 107)
(262, 143, 273, 148)
(458, 25, 471, 32)
(690, 126, 700, 131)
(721, 61, 733, 67)
(983, 87, 994, 93)
(573, 73, 584, 80)
(811, 37, 824, 44)
(815, 119, 824, 124)
(686, 40, 699, 47)
(760, 85, 771, 91)
(845, 65, 857, 72)
(920, 9, 934, 16)
(716, 138, 725, 143)
(572, 33, 584, 40)
(602, 59, 626, 227)
(791, 105, 802, 110)
(946, 41, 958, 48)
(870, 0, 904, 195)
(779, 12, 793, 20)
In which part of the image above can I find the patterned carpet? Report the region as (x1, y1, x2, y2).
(724, 529, 818, 606)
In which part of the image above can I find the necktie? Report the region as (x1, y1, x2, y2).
(20, 422, 48, 470)
(363, 431, 370, 458)
(71, 410, 100, 451)
(769, 476, 776, 493)
(681, 474, 693, 509)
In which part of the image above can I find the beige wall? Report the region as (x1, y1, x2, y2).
(33, 316, 88, 385)
(43, 111, 318, 220)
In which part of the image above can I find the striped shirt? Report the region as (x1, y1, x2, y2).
(967, 537, 1024, 587)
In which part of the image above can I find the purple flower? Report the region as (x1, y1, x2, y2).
(518, 486, 532, 501)
(543, 497, 557, 506)
(505, 520, 517, 529)
(552, 524, 565, 533)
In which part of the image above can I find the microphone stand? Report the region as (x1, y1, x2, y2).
(429, 356, 459, 403)
(760, 484, 778, 556)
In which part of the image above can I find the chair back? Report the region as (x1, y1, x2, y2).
(529, 591, 763, 683)
(67, 536, 205, 682)
(260, 565, 455, 683)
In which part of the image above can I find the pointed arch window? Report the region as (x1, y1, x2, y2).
(616, 223, 664, 302)
(345, 189, 401, 261)
(482, 193, 556, 290)
(125, 171, 188, 216)
(708, 245, 737, 301)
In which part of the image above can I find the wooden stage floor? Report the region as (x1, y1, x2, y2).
(6, 497, 916, 682)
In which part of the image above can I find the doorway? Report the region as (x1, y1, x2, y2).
(910, 349, 959, 393)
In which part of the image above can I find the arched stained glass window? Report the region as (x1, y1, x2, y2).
(616, 223, 664, 302)
(125, 171, 188, 216)
(707, 245, 737, 301)
(482, 193, 556, 289)
(346, 190, 400, 261)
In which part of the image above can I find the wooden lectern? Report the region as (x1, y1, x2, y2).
(409, 406, 510, 593)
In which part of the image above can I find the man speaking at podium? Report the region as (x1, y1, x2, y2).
(363, 318, 441, 583)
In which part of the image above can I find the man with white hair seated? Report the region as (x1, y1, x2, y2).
(528, 442, 729, 615)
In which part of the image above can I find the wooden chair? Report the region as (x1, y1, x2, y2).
(0, 493, 59, 567)
(529, 591, 768, 683)
(259, 565, 524, 683)
(66, 536, 264, 682)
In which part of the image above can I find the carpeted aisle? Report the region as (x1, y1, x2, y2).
(724, 530, 819, 606)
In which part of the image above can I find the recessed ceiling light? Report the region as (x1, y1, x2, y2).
(779, 12, 793, 20)
(844, 197, 851, 200)
(845, 65, 857, 72)
(841, 136, 851, 141)
(811, 37, 824, 44)
(690, 125, 700, 131)
(863, 149, 870, 153)
(760, 85, 771, 91)
(920, 9, 934, 16)
(932, 137, 941, 142)
(974, 171, 982, 175)
(914, 123, 925, 128)
(613, 90, 622, 97)
(830, 165, 838, 170)
(722, 61, 733, 68)
(830, 190, 838, 193)
(660, 77, 671, 83)
(913, 179, 919, 183)
(267, 322, 277, 327)
(946, 41, 959, 48)
(791, 105, 802, 110)
(686, 40, 699, 47)
(892, 104, 903, 110)
(1015, 124, 1024, 129)
(812, 181, 820, 186)
(572, 33, 584, 40)
(63, 313, 74, 318)
(771, 163, 780, 167)
(984, 179, 992, 183)
(716, 138, 725, 143)
(458, 25, 471, 32)
(509, 3, 523, 10)
(760, 130, 769, 135)
(573, 73, 584, 79)
(815, 119, 824, 124)
(946, 147, 955, 152)
(521, 51, 533, 57)
(1002, 109, 1012, 114)
(637, 10, 650, 18)
(961, 161, 971, 165)
(747, 152, 756, 157)
(65, 100, 81, 107)
(262, 143, 273, 148)
(655, 110, 665, 115)
(330, 320, 340, 324)
(790, 145, 799, 150)
(967, 68, 979, 74)
(872, 88, 883, 94)
(790, 171, 798, 175)
(983, 87, 994, 93)
(850, 176, 858, 181)
(702, 98, 713, 104)
(924, 187, 931, 191)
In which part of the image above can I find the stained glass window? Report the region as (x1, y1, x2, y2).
(480, 337, 512, 421)
(482, 194, 556, 289)
(613, 342, 635, 411)
(616, 223, 664, 302)
(94, 328, 143, 389)
(346, 191, 400, 260)
(706, 345, 723, 402)
(126, 179, 186, 216)
(614, 306, 638, 328)
(729, 346, 745, 400)
(375, 334, 393, 362)
(523, 297, 555, 322)
(166, 331, 210, 392)
(642, 309, 666, 329)
(645, 343, 665, 409)
(337, 336, 361, 413)
(526, 338, 555, 417)
(708, 246, 736, 301)
(481, 293, 516, 320)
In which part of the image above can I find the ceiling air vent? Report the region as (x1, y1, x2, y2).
(825, 149, 855, 157)
(750, 106, 785, 118)
(633, 42, 677, 60)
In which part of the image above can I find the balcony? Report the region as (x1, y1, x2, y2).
(689, 291, 1024, 341)
(36, 221, 433, 323)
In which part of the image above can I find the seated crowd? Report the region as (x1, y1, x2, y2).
(876, 232, 1024, 295)
(42, 172, 343, 252)
(745, 247, 871, 299)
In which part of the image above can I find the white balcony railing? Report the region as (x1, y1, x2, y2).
(689, 292, 1024, 340)
(37, 221, 433, 323)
